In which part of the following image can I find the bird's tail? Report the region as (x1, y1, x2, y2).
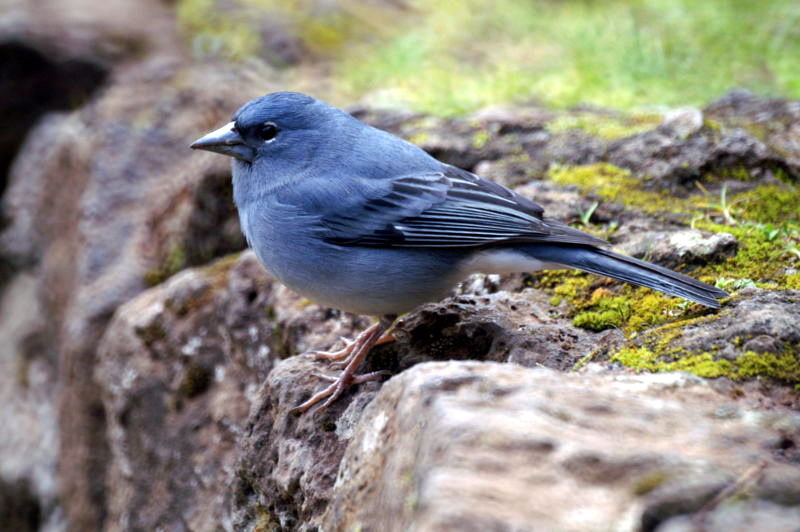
(525, 245, 730, 308)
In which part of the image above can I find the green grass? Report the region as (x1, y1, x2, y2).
(178, 0, 800, 115)
(334, 0, 800, 115)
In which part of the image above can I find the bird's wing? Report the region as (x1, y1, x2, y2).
(321, 165, 607, 248)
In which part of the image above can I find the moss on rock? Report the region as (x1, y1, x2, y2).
(546, 112, 661, 140)
(539, 160, 799, 384)
(611, 345, 800, 384)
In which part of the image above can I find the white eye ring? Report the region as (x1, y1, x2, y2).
(258, 121, 279, 143)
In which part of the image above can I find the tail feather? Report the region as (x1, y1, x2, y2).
(525, 245, 730, 308)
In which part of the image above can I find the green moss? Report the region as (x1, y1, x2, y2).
(547, 163, 686, 215)
(535, 265, 701, 334)
(528, 124, 799, 384)
(735, 351, 800, 381)
(632, 471, 670, 496)
(785, 273, 800, 290)
(546, 163, 800, 292)
(471, 129, 492, 149)
(572, 308, 624, 331)
(572, 295, 631, 331)
(536, 165, 799, 383)
(532, 168, 797, 355)
(613, 348, 731, 377)
(734, 184, 800, 225)
(693, 218, 799, 287)
(546, 112, 661, 140)
(144, 245, 187, 287)
(609, 311, 800, 384)
(612, 346, 800, 383)
(539, 269, 594, 307)
(177, 0, 261, 60)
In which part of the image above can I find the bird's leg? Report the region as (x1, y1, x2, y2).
(290, 314, 396, 414)
(310, 322, 396, 362)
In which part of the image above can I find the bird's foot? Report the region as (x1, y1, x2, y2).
(312, 370, 393, 384)
(310, 324, 395, 364)
(290, 369, 392, 414)
(309, 338, 356, 361)
(290, 315, 396, 415)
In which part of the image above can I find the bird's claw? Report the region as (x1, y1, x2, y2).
(289, 316, 397, 415)
(290, 370, 392, 414)
(309, 338, 356, 361)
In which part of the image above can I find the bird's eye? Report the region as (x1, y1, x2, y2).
(258, 122, 279, 142)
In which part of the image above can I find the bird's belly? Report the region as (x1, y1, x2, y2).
(251, 235, 468, 316)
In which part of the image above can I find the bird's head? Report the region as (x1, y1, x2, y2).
(191, 91, 351, 169)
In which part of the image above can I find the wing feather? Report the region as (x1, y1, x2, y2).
(322, 165, 606, 248)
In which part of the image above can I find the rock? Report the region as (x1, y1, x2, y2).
(383, 291, 624, 373)
(0, 273, 61, 531)
(0, 41, 106, 204)
(0, 0, 177, 60)
(468, 105, 554, 133)
(2, 34, 800, 530)
(0, 60, 263, 529)
(230, 354, 378, 532)
(617, 229, 738, 269)
(321, 362, 800, 531)
(0, 477, 43, 532)
(624, 289, 800, 385)
(657, 501, 800, 532)
(606, 126, 796, 193)
(706, 89, 800, 168)
(668, 289, 800, 353)
(95, 250, 369, 531)
(96, 253, 278, 531)
(0, 0, 181, 202)
(661, 107, 704, 139)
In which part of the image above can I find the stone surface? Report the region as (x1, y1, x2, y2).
(322, 362, 800, 532)
(0, 273, 60, 532)
(0, 60, 263, 529)
(384, 291, 623, 373)
(96, 251, 383, 531)
(640, 289, 800, 360)
(96, 253, 276, 531)
(705, 89, 800, 169)
(0, 0, 180, 203)
(661, 107, 704, 139)
(617, 229, 739, 269)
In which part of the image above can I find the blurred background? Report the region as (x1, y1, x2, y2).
(175, 0, 800, 113)
(1, 1, 799, 531)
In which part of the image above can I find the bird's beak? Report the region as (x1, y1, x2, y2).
(190, 121, 254, 162)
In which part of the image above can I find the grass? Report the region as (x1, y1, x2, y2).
(177, 0, 800, 115)
(334, 0, 800, 114)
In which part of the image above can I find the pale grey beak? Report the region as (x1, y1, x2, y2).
(190, 121, 255, 162)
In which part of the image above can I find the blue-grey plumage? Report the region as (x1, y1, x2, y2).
(191, 91, 729, 412)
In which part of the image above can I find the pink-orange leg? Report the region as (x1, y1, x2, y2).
(290, 315, 396, 414)
(311, 323, 396, 364)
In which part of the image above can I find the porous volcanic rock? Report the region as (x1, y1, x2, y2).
(321, 362, 800, 532)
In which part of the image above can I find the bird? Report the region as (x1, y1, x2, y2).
(191, 91, 729, 414)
